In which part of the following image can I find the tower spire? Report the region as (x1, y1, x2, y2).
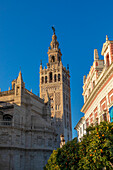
(50, 29, 59, 50)
(47, 28, 62, 64)
(106, 35, 108, 41)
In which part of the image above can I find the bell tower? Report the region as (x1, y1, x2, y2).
(39, 28, 72, 146)
(47, 30, 62, 64)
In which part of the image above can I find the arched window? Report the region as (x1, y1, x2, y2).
(3, 114, 12, 125)
(55, 105, 57, 110)
(58, 74, 60, 81)
(45, 76, 47, 83)
(41, 77, 44, 84)
(54, 74, 56, 82)
(53, 44, 55, 49)
(49, 72, 52, 83)
(51, 56, 55, 62)
(58, 105, 60, 110)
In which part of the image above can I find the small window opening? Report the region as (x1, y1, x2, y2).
(55, 105, 57, 110)
(41, 77, 44, 84)
(51, 56, 55, 62)
(58, 74, 60, 81)
(49, 72, 52, 83)
(54, 74, 56, 82)
(45, 76, 47, 83)
(3, 114, 12, 125)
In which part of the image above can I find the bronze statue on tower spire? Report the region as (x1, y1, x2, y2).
(52, 26, 55, 34)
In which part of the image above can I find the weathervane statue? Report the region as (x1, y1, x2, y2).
(52, 26, 55, 34)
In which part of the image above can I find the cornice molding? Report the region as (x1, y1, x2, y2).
(81, 62, 113, 113)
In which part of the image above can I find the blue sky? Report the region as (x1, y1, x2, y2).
(0, 0, 113, 138)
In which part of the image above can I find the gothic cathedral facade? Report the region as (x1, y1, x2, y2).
(40, 31, 72, 144)
(0, 29, 72, 170)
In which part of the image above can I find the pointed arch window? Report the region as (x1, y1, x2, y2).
(53, 44, 55, 49)
(49, 72, 52, 83)
(41, 77, 44, 84)
(58, 74, 60, 81)
(51, 56, 55, 62)
(54, 74, 56, 82)
(3, 114, 12, 125)
(45, 76, 47, 83)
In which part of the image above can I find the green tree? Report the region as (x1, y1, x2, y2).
(45, 122, 113, 170)
(56, 138, 79, 170)
(45, 150, 60, 170)
(79, 122, 113, 170)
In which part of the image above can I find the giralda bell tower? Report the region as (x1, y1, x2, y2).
(39, 28, 72, 146)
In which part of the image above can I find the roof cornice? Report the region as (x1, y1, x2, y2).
(81, 62, 113, 113)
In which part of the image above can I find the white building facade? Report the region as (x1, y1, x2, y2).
(74, 117, 86, 142)
(75, 36, 113, 140)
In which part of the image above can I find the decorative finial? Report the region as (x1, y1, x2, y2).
(94, 49, 99, 60)
(40, 60, 42, 65)
(20, 66, 21, 72)
(67, 64, 69, 70)
(106, 35, 108, 41)
(52, 26, 55, 34)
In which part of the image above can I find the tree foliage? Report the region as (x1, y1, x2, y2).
(45, 122, 113, 170)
